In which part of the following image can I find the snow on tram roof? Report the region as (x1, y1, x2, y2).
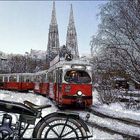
(0, 73, 34, 77)
(48, 59, 92, 72)
(34, 70, 48, 75)
(61, 59, 91, 65)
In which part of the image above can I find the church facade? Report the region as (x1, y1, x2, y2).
(46, 2, 79, 64)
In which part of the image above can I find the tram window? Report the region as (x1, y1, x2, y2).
(0, 77, 2, 82)
(4, 77, 8, 82)
(19, 76, 22, 82)
(19, 76, 24, 82)
(42, 74, 46, 82)
(30, 76, 33, 82)
(58, 69, 62, 84)
(25, 76, 31, 82)
(49, 72, 52, 82)
(53, 71, 56, 82)
(37, 76, 42, 82)
(46, 73, 49, 82)
(34, 76, 38, 82)
(9, 76, 17, 82)
(45, 74, 48, 82)
(26, 78, 30, 82)
(48, 72, 53, 82)
(64, 70, 91, 83)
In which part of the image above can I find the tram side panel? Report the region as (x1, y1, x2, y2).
(34, 71, 49, 96)
(20, 82, 34, 91)
(34, 82, 40, 93)
(6, 75, 19, 90)
(55, 68, 63, 104)
(47, 70, 57, 100)
(48, 83, 56, 100)
(0, 75, 6, 89)
(0, 74, 34, 92)
(40, 83, 49, 95)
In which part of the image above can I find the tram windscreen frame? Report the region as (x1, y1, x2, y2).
(64, 70, 91, 84)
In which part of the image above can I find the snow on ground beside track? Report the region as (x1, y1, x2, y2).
(92, 89, 140, 122)
(0, 90, 123, 139)
(1, 89, 140, 139)
(93, 103, 140, 122)
(92, 88, 101, 105)
(79, 110, 140, 138)
(89, 127, 123, 140)
(91, 89, 140, 138)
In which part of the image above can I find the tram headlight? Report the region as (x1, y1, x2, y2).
(77, 91, 82, 96)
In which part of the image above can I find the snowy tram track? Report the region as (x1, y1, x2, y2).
(47, 97, 140, 139)
(46, 99, 122, 139)
(58, 107, 140, 139)
(87, 107, 140, 139)
(0, 90, 139, 139)
(90, 106, 140, 127)
(85, 119, 133, 140)
(61, 108, 126, 139)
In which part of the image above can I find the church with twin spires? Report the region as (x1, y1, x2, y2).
(46, 1, 79, 62)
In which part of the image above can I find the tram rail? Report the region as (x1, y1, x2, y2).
(86, 107, 140, 139)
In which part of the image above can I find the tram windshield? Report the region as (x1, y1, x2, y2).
(64, 70, 91, 83)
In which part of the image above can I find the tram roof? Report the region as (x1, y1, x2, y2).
(34, 70, 48, 75)
(0, 73, 35, 77)
(48, 59, 92, 72)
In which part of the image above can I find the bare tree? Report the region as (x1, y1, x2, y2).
(90, 0, 140, 104)
(91, 0, 140, 82)
(7, 54, 47, 73)
(8, 54, 26, 73)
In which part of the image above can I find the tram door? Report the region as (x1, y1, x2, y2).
(56, 68, 62, 103)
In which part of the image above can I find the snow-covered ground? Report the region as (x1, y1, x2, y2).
(91, 89, 140, 138)
(0, 90, 140, 139)
(92, 89, 140, 121)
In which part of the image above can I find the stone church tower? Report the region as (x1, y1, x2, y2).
(47, 1, 59, 62)
(66, 4, 79, 59)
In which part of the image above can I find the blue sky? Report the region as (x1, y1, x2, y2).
(0, 1, 106, 55)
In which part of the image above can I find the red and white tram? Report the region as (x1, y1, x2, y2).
(47, 59, 93, 107)
(0, 73, 34, 92)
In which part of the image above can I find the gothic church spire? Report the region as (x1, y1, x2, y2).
(66, 4, 79, 58)
(51, 1, 57, 25)
(47, 1, 59, 62)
